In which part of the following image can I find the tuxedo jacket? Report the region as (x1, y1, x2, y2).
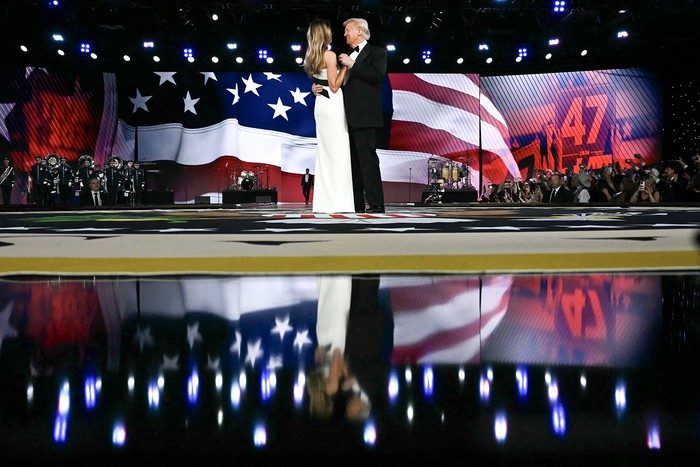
(301, 174, 314, 188)
(342, 43, 387, 129)
(547, 186, 573, 203)
(80, 190, 111, 206)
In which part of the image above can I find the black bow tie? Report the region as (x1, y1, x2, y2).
(352, 46, 360, 53)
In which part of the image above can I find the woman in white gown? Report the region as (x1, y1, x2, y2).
(304, 20, 356, 213)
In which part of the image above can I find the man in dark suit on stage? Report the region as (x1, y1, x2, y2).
(301, 168, 313, 205)
(336, 18, 387, 213)
(80, 177, 110, 207)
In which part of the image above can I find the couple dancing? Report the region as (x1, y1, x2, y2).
(305, 18, 387, 214)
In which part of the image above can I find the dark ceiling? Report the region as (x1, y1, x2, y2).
(1, 0, 699, 78)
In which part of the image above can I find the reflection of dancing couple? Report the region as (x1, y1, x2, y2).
(306, 18, 387, 214)
(308, 275, 392, 421)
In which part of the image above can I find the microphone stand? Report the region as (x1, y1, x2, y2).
(408, 167, 412, 202)
(266, 164, 269, 190)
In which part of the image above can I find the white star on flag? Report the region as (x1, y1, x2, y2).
(271, 315, 294, 341)
(245, 338, 264, 368)
(201, 72, 218, 85)
(129, 88, 152, 113)
(290, 87, 310, 106)
(0, 102, 16, 142)
(226, 84, 240, 105)
(229, 330, 242, 356)
(154, 71, 177, 86)
(0, 301, 17, 350)
(268, 97, 292, 120)
(134, 325, 154, 351)
(207, 355, 221, 371)
(187, 322, 202, 349)
(183, 91, 200, 114)
(161, 354, 180, 371)
(293, 330, 312, 353)
(242, 74, 262, 96)
(267, 355, 284, 370)
(264, 72, 282, 82)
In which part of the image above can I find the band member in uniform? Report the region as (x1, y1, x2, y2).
(76, 157, 94, 197)
(132, 161, 145, 205)
(104, 158, 123, 205)
(29, 156, 47, 205)
(0, 157, 15, 206)
(56, 157, 73, 205)
(122, 161, 135, 205)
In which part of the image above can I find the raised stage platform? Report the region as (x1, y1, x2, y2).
(222, 189, 278, 204)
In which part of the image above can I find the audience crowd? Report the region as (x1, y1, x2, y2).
(480, 154, 700, 204)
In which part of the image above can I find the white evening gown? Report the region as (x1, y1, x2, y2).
(312, 69, 355, 213)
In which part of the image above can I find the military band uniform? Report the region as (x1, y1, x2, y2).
(104, 165, 123, 205)
(29, 157, 48, 205)
(56, 159, 73, 205)
(0, 158, 14, 206)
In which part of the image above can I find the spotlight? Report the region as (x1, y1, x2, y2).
(258, 49, 268, 60)
(183, 47, 193, 59)
(553, 0, 567, 13)
(456, 57, 464, 64)
(386, 44, 396, 52)
(617, 30, 629, 38)
(90, 52, 97, 60)
(52, 34, 64, 42)
(516, 56, 522, 62)
(227, 43, 238, 50)
(235, 56, 243, 63)
(57, 49, 64, 56)
(478, 44, 489, 51)
(123, 55, 131, 61)
(405, 16, 412, 23)
(548, 38, 560, 46)
(295, 57, 303, 64)
(49, 0, 59, 5)
(402, 58, 410, 64)
(143, 41, 154, 48)
(545, 53, 552, 59)
(211, 56, 219, 63)
(187, 56, 195, 63)
(518, 47, 528, 58)
(80, 43, 91, 53)
(266, 57, 274, 64)
(421, 50, 431, 63)
(153, 55, 160, 62)
(581, 49, 588, 56)
(486, 57, 493, 64)
(291, 44, 302, 52)
(20, 45, 28, 52)
(211, 13, 219, 21)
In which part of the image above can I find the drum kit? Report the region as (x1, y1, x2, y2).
(229, 164, 268, 191)
(427, 157, 473, 190)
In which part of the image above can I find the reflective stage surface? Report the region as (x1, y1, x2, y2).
(1, 273, 699, 463)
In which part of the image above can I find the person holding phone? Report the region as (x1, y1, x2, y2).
(629, 177, 660, 203)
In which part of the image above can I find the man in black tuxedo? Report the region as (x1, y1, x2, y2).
(301, 168, 314, 205)
(336, 18, 387, 213)
(546, 172, 573, 203)
(80, 177, 110, 207)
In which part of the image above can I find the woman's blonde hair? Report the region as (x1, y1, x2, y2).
(303, 19, 332, 77)
(306, 368, 334, 418)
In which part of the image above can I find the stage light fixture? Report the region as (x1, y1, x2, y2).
(545, 53, 552, 60)
(421, 50, 431, 64)
(187, 56, 195, 63)
(143, 41, 154, 48)
(227, 43, 238, 50)
(478, 44, 489, 51)
(258, 49, 268, 60)
(403, 58, 410, 64)
(49, 0, 59, 6)
(90, 53, 97, 60)
(52, 34, 64, 42)
(183, 48, 193, 59)
(457, 57, 464, 64)
(236, 56, 243, 63)
(516, 56, 522, 62)
(486, 57, 493, 64)
(266, 57, 274, 64)
(295, 57, 303, 64)
(80, 43, 91, 53)
(20, 45, 28, 52)
(619, 9, 627, 14)
(386, 44, 396, 52)
(617, 30, 629, 38)
(57, 49, 64, 56)
(405, 16, 412, 23)
(291, 44, 302, 52)
(549, 38, 560, 46)
(553, 0, 567, 13)
(211, 13, 219, 21)
(211, 56, 219, 63)
(153, 55, 160, 62)
(581, 49, 588, 56)
(123, 55, 131, 61)
(518, 48, 528, 58)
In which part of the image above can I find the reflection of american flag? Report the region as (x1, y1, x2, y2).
(379, 74, 519, 189)
(388, 275, 512, 364)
